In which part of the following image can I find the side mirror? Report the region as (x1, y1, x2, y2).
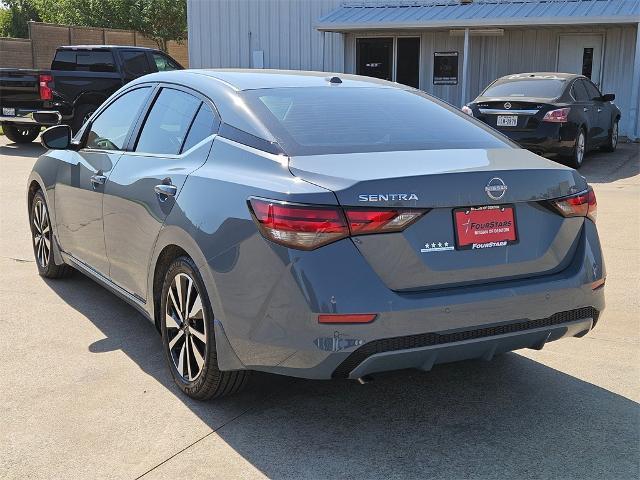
(601, 93, 615, 102)
(41, 125, 72, 150)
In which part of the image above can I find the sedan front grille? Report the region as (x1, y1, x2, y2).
(331, 307, 599, 379)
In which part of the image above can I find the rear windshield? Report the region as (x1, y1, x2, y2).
(52, 50, 116, 72)
(240, 87, 509, 156)
(482, 78, 566, 99)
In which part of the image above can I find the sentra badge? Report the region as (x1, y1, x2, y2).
(359, 193, 419, 202)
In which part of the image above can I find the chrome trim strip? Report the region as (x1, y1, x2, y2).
(478, 108, 539, 115)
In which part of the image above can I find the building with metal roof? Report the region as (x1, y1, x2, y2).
(187, 0, 640, 139)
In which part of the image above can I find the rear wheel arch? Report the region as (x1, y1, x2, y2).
(27, 180, 42, 214)
(152, 244, 190, 331)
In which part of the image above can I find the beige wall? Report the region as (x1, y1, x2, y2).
(0, 22, 188, 69)
(0, 38, 33, 68)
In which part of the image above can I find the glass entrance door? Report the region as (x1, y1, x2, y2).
(356, 37, 393, 81)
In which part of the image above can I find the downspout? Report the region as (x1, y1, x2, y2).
(630, 23, 640, 140)
(461, 27, 470, 107)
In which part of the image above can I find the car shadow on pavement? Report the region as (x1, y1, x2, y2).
(44, 271, 639, 480)
(0, 141, 46, 159)
(576, 142, 639, 184)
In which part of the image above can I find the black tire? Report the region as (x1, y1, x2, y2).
(3, 124, 41, 143)
(30, 190, 74, 278)
(160, 256, 248, 400)
(567, 128, 587, 169)
(71, 103, 97, 134)
(602, 119, 619, 152)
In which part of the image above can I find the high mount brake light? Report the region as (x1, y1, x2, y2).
(248, 198, 427, 250)
(551, 187, 597, 222)
(542, 107, 570, 123)
(39, 74, 53, 101)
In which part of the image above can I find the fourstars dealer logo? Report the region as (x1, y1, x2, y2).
(420, 240, 454, 253)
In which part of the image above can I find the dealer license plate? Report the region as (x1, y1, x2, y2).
(2, 107, 16, 116)
(497, 115, 517, 127)
(453, 205, 518, 250)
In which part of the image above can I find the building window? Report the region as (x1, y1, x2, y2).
(356, 36, 421, 88)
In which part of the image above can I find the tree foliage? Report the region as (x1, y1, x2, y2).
(0, 0, 41, 38)
(1, 0, 186, 51)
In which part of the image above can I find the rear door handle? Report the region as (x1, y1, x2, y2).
(583, 107, 589, 112)
(154, 184, 177, 198)
(90, 174, 106, 187)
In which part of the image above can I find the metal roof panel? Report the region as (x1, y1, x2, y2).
(316, 0, 640, 31)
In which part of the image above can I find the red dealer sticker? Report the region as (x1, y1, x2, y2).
(453, 205, 518, 250)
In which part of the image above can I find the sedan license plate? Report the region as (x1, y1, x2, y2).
(453, 205, 518, 250)
(497, 115, 517, 127)
(2, 107, 16, 116)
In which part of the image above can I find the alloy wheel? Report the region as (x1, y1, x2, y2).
(576, 132, 585, 166)
(165, 272, 207, 381)
(32, 199, 51, 268)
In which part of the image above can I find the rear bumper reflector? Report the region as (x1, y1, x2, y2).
(318, 314, 377, 324)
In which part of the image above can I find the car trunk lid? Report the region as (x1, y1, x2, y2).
(289, 148, 587, 291)
(473, 97, 553, 131)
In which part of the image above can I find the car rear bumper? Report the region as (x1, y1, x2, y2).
(207, 220, 605, 380)
(0, 109, 61, 125)
(495, 123, 578, 157)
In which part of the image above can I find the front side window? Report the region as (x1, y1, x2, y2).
(135, 88, 201, 155)
(86, 87, 151, 150)
(151, 53, 181, 72)
(241, 87, 508, 156)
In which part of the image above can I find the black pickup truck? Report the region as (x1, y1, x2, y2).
(0, 45, 182, 143)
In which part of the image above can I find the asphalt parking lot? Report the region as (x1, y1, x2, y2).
(0, 135, 638, 480)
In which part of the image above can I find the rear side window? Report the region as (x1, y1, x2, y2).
(583, 80, 601, 100)
(182, 103, 219, 152)
(482, 79, 566, 98)
(572, 81, 590, 101)
(76, 51, 116, 72)
(86, 87, 151, 150)
(151, 53, 181, 72)
(121, 51, 152, 77)
(241, 87, 508, 156)
(135, 88, 201, 155)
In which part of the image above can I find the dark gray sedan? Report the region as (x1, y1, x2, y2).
(28, 70, 605, 399)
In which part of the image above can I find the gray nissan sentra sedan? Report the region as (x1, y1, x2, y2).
(28, 70, 605, 399)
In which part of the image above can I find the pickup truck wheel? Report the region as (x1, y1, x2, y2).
(71, 104, 97, 134)
(3, 124, 41, 143)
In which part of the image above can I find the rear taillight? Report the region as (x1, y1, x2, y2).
(39, 74, 53, 101)
(542, 107, 570, 123)
(248, 197, 427, 250)
(550, 187, 597, 222)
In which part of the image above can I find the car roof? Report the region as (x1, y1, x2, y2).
(58, 45, 159, 51)
(186, 69, 399, 91)
(496, 72, 583, 82)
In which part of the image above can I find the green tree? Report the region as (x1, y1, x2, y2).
(131, 0, 187, 52)
(31, 0, 186, 51)
(1, 0, 41, 38)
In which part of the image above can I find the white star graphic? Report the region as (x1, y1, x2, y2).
(438, 242, 442, 248)
(431, 243, 436, 248)
(444, 242, 449, 247)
